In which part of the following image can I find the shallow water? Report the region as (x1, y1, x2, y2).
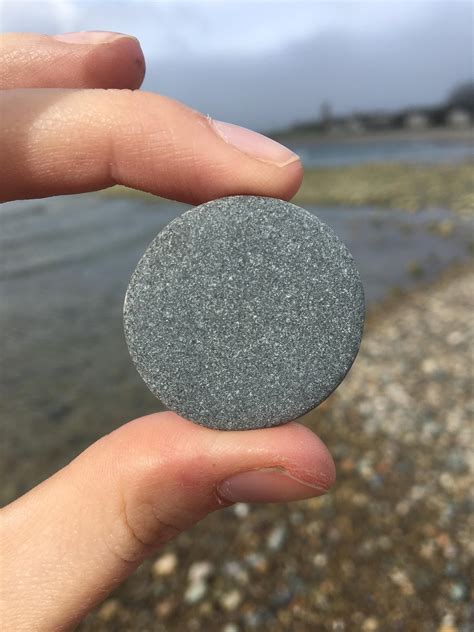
(287, 137, 474, 167)
(1, 195, 471, 299)
(1, 195, 472, 500)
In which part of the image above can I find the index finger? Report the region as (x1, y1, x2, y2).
(0, 88, 302, 204)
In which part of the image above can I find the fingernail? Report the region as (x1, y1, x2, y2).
(217, 467, 329, 504)
(210, 120, 300, 167)
(52, 31, 137, 44)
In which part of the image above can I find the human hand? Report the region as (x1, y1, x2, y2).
(0, 32, 335, 631)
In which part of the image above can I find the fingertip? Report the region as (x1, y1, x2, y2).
(0, 31, 146, 90)
(111, 35, 146, 89)
(281, 157, 304, 201)
(79, 34, 146, 90)
(206, 118, 304, 202)
(257, 420, 336, 491)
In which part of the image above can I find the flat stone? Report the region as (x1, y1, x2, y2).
(123, 195, 364, 430)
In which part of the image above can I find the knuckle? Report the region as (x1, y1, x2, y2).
(103, 482, 181, 565)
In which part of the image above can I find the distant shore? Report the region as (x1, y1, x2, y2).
(272, 126, 473, 145)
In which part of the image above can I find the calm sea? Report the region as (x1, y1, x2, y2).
(287, 137, 473, 167)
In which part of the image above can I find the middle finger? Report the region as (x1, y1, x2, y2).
(0, 31, 145, 90)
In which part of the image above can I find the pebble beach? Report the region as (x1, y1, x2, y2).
(77, 266, 474, 632)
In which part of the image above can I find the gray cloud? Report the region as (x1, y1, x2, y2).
(143, 2, 473, 130)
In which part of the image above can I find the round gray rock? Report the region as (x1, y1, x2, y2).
(123, 195, 364, 430)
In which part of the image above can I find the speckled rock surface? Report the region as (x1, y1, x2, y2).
(123, 195, 364, 430)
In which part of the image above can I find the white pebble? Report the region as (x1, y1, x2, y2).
(313, 553, 328, 568)
(422, 358, 437, 374)
(152, 552, 177, 577)
(188, 560, 214, 583)
(266, 524, 287, 551)
(362, 617, 379, 632)
(233, 503, 250, 518)
(219, 589, 242, 611)
(184, 579, 207, 604)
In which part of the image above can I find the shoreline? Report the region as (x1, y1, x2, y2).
(293, 161, 473, 214)
(364, 260, 473, 330)
(273, 126, 473, 145)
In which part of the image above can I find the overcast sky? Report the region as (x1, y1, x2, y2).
(2, 0, 473, 130)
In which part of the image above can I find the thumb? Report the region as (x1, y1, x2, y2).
(1, 412, 335, 631)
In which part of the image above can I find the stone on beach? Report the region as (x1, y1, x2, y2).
(152, 552, 178, 577)
(124, 195, 364, 430)
(184, 580, 208, 605)
(188, 560, 215, 583)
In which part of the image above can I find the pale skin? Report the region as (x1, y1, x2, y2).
(0, 32, 336, 631)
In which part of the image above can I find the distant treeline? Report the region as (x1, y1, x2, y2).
(275, 81, 474, 136)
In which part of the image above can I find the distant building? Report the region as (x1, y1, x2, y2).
(446, 108, 472, 129)
(345, 116, 366, 134)
(404, 112, 430, 130)
(367, 113, 394, 130)
(320, 101, 333, 131)
(327, 123, 344, 136)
